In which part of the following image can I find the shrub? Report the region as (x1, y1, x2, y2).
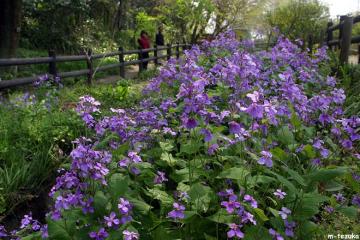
(6, 31, 360, 240)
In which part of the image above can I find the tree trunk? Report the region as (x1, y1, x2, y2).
(0, 0, 23, 58)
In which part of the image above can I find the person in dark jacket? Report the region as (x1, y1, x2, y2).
(138, 30, 151, 70)
(155, 26, 165, 46)
(155, 26, 165, 65)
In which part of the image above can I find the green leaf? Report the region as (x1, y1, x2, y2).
(306, 167, 348, 183)
(217, 167, 250, 181)
(282, 167, 306, 186)
(267, 171, 297, 194)
(180, 140, 202, 155)
(159, 141, 174, 152)
(277, 126, 295, 145)
(303, 144, 316, 159)
(207, 209, 235, 224)
(109, 173, 129, 200)
(254, 208, 269, 221)
(243, 225, 272, 240)
(268, 207, 279, 217)
(147, 188, 173, 206)
(189, 183, 214, 213)
(128, 197, 152, 214)
(161, 152, 177, 167)
(324, 180, 344, 192)
(338, 206, 358, 219)
(271, 147, 288, 161)
(94, 191, 109, 217)
(47, 220, 72, 240)
(298, 221, 318, 238)
(294, 193, 328, 220)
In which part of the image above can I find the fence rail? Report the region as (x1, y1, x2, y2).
(0, 43, 190, 90)
(326, 15, 360, 64)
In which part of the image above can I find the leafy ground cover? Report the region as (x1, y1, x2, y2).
(0, 77, 142, 226)
(1, 32, 360, 240)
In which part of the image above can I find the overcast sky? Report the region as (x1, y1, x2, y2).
(321, 0, 359, 17)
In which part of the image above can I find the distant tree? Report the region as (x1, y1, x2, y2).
(212, 0, 268, 37)
(0, 0, 23, 58)
(266, 0, 329, 46)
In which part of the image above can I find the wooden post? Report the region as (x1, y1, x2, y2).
(119, 47, 125, 78)
(358, 44, 360, 64)
(339, 16, 353, 65)
(167, 44, 172, 61)
(327, 22, 333, 50)
(86, 48, 93, 85)
(154, 44, 158, 65)
(138, 48, 144, 72)
(48, 50, 57, 79)
(176, 43, 180, 59)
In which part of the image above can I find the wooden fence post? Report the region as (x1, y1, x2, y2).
(176, 43, 180, 59)
(154, 45, 158, 65)
(167, 44, 172, 61)
(326, 22, 333, 50)
(138, 48, 144, 72)
(48, 50, 57, 79)
(119, 47, 125, 78)
(339, 16, 353, 65)
(86, 48, 93, 85)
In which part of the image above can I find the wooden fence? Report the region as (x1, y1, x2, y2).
(326, 15, 360, 64)
(0, 43, 190, 90)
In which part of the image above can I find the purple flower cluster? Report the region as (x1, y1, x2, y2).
(167, 202, 186, 220)
(218, 189, 257, 239)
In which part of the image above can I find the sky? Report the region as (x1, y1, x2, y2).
(321, 0, 360, 17)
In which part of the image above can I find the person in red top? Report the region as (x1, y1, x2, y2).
(138, 30, 151, 70)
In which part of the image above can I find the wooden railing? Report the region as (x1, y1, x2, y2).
(326, 15, 360, 64)
(0, 43, 190, 90)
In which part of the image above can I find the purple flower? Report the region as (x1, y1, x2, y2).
(341, 139, 353, 150)
(41, 224, 48, 239)
(128, 151, 142, 163)
(221, 195, 242, 213)
(279, 207, 291, 219)
(229, 121, 241, 134)
(154, 171, 168, 184)
(208, 143, 219, 155)
(258, 151, 273, 168)
(334, 193, 346, 204)
(243, 194, 258, 208)
(185, 118, 198, 129)
(118, 198, 132, 215)
(311, 158, 322, 167)
(89, 228, 109, 240)
(274, 189, 286, 199)
(32, 220, 41, 231)
(0, 225, 7, 237)
(200, 128, 213, 142)
(227, 223, 244, 239)
(104, 212, 120, 227)
(20, 213, 33, 229)
(324, 205, 334, 213)
(352, 195, 360, 208)
(284, 220, 296, 237)
(167, 202, 185, 220)
(123, 230, 140, 240)
(269, 228, 284, 240)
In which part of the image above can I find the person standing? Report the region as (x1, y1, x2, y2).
(156, 26, 165, 46)
(138, 30, 151, 70)
(155, 26, 165, 64)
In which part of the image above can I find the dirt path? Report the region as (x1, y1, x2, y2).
(96, 63, 156, 85)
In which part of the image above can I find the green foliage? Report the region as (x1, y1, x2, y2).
(266, 0, 329, 45)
